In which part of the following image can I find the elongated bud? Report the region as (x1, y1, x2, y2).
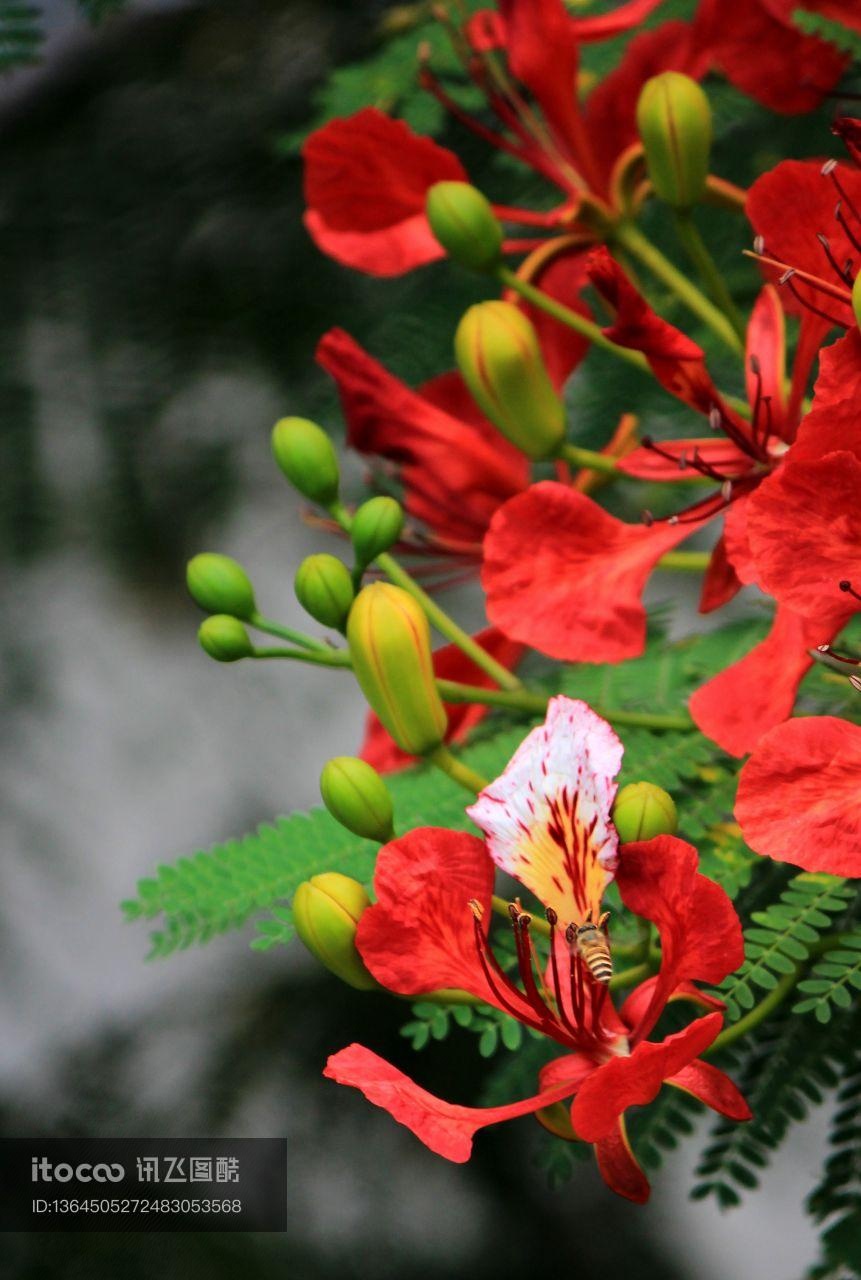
(198, 615, 253, 662)
(187, 553, 256, 619)
(636, 72, 712, 209)
(351, 496, 405, 568)
(271, 416, 340, 507)
(455, 301, 565, 459)
(426, 181, 503, 272)
(295, 554, 354, 631)
(320, 756, 395, 842)
(347, 583, 447, 756)
(853, 271, 861, 329)
(612, 781, 678, 843)
(292, 872, 377, 990)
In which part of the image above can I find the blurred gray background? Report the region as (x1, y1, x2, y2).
(0, 3, 829, 1276)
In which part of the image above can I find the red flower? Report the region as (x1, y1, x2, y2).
(693, 0, 847, 115)
(735, 716, 861, 876)
(303, 4, 706, 276)
(360, 627, 526, 774)
(324, 698, 749, 1201)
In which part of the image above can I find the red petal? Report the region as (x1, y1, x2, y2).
(620, 976, 725, 1030)
(694, 0, 846, 114)
(616, 837, 743, 1041)
(810, 328, 861, 415)
(587, 248, 738, 419)
(735, 716, 861, 875)
(746, 286, 788, 434)
(317, 329, 527, 544)
(746, 161, 858, 325)
(324, 1044, 588, 1163)
(573, 0, 667, 41)
(302, 109, 468, 276)
(690, 604, 842, 756)
(593, 1118, 651, 1204)
(699, 533, 743, 614)
(745, 452, 861, 619)
(571, 1013, 723, 1142)
(667, 1059, 751, 1121)
(356, 827, 497, 1001)
(482, 482, 697, 663)
(833, 116, 861, 166)
(360, 627, 526, 773)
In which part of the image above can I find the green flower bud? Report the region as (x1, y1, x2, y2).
(426, 181, 503, 273)
(292, 872, 377, 990)
(320, 756, 395, 842)
(294, 554, 354, 631)
(198, 615, 253, 662)
(454, 300, 565, 460)
(271, 416, 340, 507)
(636, 72, 712, 209)
(351, 496, 405, 568)
(853, 271, 861, 330)
(347, 583, 448, 757)
(613, 781, 679, 843)
(187, 553, 256, 619)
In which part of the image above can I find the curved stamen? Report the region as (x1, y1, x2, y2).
(839, 579, 861, 603)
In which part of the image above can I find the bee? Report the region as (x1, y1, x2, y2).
(574, 912, 612, 985)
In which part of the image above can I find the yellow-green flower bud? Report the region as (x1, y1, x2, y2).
(187, 553, 256, 619)
(271, 416, 340, 507)
(636, 72, 712, 209)
(426, 181, 503, 272)
(454, 300, 565, 460)
(294, 554, 354, 631)
(613, 781, 678, 843)
(347, 583, 448, 756)
(320, 756, 395, 842)
(853, 271, 861, 329)
(351, 496, 405, 568)
(198, 615, 253, 662)
(292, 872, 377, 990)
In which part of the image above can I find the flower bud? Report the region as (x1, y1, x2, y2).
(351, 496, 405, 568)
(187, 553, 256, 619)
(292, 872, 377, 990)
(347, 583, 448, 756)
(853, 270, 861, 330)
(612, 781, 678, 843)
(426, 181, 503, 272)
(198, 615, 253, 662)
(320, 756, 395, 842)
(636, 72, 712, 209)
(454, 301, 565, 460)
(294, 554, 354, 631)
(271, 416, 340, 507)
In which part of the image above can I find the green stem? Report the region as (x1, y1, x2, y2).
(496, 265, 652, 374)
(558, 442, 620, 475)
(330, 501, 522, 692)
(609, 961, 652, 993)
(438, 679, 693, 731)
(706, 968, 799, 1056)
(252, 646, 352, 666)
(656, 550, 712, 572)
(673, 210, 747, 343)
(614, 222, 743, 356)
(249, 611, 330, 652)
(427, 744, 490, 795)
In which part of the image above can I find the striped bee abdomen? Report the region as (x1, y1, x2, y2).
(575, 921, 613, 985)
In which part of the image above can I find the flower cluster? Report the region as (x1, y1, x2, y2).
(182, 0, 861, 1211)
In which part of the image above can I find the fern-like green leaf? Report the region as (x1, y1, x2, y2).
(793, 932, 861, 1024)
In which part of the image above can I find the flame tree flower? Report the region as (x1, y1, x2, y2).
(324, 698, 749, 1202)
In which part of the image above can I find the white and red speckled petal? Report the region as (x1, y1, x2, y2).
(466, 697, 623, 927)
